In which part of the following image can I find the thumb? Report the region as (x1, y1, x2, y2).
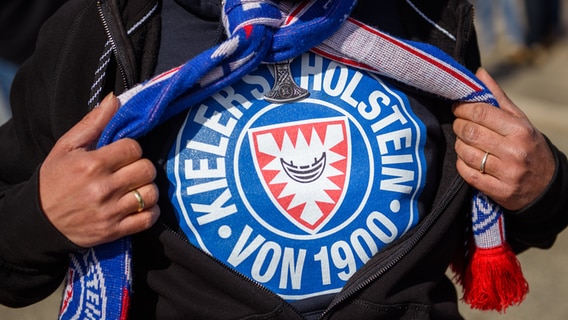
(477, 67, 526, 117)
(58, 93, 120, 151)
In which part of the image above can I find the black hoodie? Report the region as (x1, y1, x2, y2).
(1, 1, 567, 319)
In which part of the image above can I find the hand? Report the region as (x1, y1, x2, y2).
(452, 68, 555, 211)
(39, 93, 160, 248)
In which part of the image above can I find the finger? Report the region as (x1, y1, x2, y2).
(476, 68, 527, 119)
(456, 156, 503, 197)
(57, 93, 119, 152)
(116, 183, 159, 216)
(110, 157, 156, 194)
(453, 116, 507, 157)
(453, 99, 533, 140)
(455, 138, 498, 177)
(452, 68, 531, 137)
(94, 137, 144, 172)
(115, 204, 161, 238)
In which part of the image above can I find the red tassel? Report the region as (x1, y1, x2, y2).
(462, 244, 528, 312)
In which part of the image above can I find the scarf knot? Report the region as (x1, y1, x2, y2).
(97, 0, 353, 147)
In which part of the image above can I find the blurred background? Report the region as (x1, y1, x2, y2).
(461, 0, 568, 319)
(1, 0, 568, 319)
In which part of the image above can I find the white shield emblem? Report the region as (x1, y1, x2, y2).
(248, 117, 350, 234)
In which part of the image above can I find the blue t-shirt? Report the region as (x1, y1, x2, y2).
(157, 0, 442, 316)
(166, 51, 438, 301)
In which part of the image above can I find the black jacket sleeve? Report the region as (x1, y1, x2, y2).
(0, 0, 87, 308)
(0, 0, 70, 64)
(0, 0, 156, 307)
(0, 170, 79, 307)
(505, 138, 568, 251)
(1, 0, 160, 307)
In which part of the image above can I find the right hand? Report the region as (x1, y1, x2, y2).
(39, 93, 160, 248)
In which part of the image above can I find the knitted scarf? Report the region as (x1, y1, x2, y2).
(59, 1, 527, 318)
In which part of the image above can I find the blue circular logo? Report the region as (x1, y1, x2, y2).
(168, 52, 427, 300)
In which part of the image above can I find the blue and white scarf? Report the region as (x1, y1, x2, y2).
(59, 1, 526, 318)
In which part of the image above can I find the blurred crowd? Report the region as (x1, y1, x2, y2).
(472, 0, 565, 66)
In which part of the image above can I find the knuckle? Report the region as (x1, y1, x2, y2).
(88, 223, 118, 246)
(500, 184, 516, 200)
(452, 119, 462, 135)
(510, 147, 533, 168)
(463, 150, 478, 166)
(140, 159, 157, 180)
(462, 123, 481, 143)
(458, 162, 480, 185)
(78, 155, 110, 177)
(140, 213, 155, 229)
(139, 208, 160, 231)
(454, 138, 469, 157)
(497, 167, 527, 202)
(123, 138, 143, 158)
(54, 138, 75, 153)
(470, 104, 490, 123)
(102, 230, 121, 244)
(499, 187, 520, 206)
(456, 146, 477, 166)
(515, 121, 537, 138)
(86, 182, 112, 203)
(148, 183, 160, 204)
(140, 184, 159, 207)
(466, 170, 481, 185)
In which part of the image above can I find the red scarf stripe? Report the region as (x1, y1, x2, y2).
(347, 18, 483, 93)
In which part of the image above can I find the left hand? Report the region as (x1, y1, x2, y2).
(452, 68, 555, 211)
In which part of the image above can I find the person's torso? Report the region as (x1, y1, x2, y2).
(109, 0, 474, 318)
(165, 50, 441, 302)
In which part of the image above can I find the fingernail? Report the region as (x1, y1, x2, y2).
(102, 92, 115, 103)
(97, 92, 115, 108)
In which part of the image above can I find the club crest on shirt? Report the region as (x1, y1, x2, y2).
(249, 117, 349, 234)
(167, 51, 427, 300)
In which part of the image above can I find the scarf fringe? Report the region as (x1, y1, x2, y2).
(453, 243, 528, 312)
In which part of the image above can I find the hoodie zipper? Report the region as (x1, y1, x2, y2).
(464, 3, 475, 54)
(156, 176, 464, 319)
(120, 0, 470, 315)
(157, 220, 306, 319)
(96, 0, 133, 90)
(319, 177, 465, 319)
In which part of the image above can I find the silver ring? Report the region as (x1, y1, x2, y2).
(480, 151, 490, 174)
(132, 189, 145, 213)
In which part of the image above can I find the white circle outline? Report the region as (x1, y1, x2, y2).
(234, 98, 374, 240)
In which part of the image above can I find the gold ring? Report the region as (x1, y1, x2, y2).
(480, 151, 490, 174)
(132, 189, 145, 213)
